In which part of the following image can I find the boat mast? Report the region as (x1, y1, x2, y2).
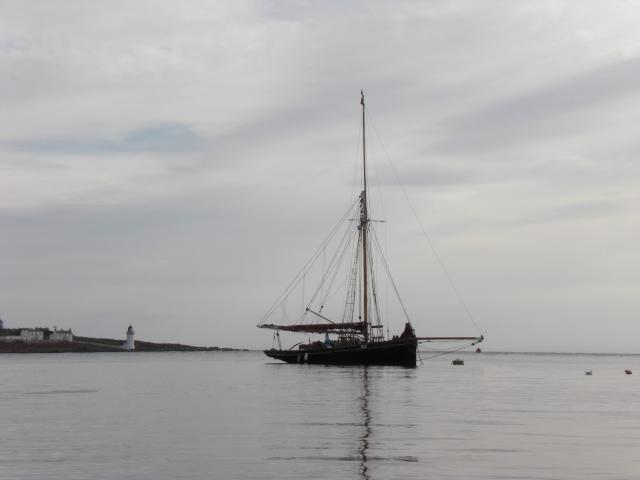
(360, 91, 369, 343)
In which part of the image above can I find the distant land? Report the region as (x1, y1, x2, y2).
(0, 328, 248, 353)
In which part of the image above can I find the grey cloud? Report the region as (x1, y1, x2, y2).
(434, 57, 640, 154)
(502, 198, 630, 232)
(432, 197, 630, 239)
(3, 2, 640, 351)
(369, 164, 475, 189)
(545, 199, 626, 223)
(0, 185, 352, 345)
(1, 123, 204, 155)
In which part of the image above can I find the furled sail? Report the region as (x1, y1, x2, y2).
(259, 322, 365, 334)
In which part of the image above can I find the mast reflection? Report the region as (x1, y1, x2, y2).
(359, 366, 371, 480)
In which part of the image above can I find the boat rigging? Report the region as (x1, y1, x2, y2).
(257, 92, 484, 366)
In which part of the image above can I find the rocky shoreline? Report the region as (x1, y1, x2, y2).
(0, 335, 248, 353)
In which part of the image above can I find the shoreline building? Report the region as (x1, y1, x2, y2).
(0, 329, 45, 343)
(50, 328, 73, 342)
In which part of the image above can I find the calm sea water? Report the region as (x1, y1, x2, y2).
(2, 351, 640, 479)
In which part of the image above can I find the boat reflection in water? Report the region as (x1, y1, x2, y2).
(359, 366, 371, 480)
(263, 364, 420, 478)
(357, 366, 419, 478)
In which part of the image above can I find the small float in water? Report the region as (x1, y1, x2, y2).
(585, 370, 592, 375)
(452, 358, 464, 366)
(625, 369, 632, 375)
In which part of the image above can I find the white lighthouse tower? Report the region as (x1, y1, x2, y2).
(123, 325, 135, 351)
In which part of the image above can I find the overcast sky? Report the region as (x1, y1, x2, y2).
(2, 1, 640, 352)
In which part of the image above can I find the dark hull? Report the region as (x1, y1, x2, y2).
(264, 337, 417, 367)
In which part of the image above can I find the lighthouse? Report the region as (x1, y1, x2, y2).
(123, 325, 135, 351)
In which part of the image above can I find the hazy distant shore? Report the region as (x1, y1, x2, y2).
(0, 336, 248, 353)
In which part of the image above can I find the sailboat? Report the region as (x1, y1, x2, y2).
(258, 92, 484, 367)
